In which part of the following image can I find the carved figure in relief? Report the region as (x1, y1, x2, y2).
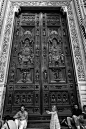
(62, 93, 68, 103)
(21, 94, 26, 103)
(18, 38, 34, 66)
(57, 94, 62, 103)
(51, 94, 56, 103)
(35, 70, 39, 81)
(50, 69, 60, 83)
(9, 62, 16, 82)
(43, 70, 47, 81)
(50, 68, 65, 83)
(8, 94, 12, 104)
(49, 37, 65, 66)
(17, 70, 31, 83)
(27, 94, 32, 103)
(54, 70, 59, 80)
(15, 95, 20, 104)
(49, 38, 61, 65)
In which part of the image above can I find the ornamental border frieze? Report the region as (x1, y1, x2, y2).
(11, 1, 69, 7)
(0, 0, 85, 84)
(67, 4, 85, 81)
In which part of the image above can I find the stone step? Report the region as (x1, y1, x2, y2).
(28, 128, 45, 129)
(27, 127, 69, 129)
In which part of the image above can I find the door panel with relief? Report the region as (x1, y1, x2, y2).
(3, 10, 78, 119)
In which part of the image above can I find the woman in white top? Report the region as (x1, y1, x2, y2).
(46, 105, 61, 129)
(1, 116, 17, 129)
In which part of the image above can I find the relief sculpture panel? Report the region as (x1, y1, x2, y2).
(3, 9, 78, 119)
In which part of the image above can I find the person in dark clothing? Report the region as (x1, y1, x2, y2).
(78, 105, 86, 129)
(82, 105, 86, 119)
(67, 105, 82, 129)
(0, 116, 4, 129)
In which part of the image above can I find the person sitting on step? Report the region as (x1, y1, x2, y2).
(77, 105, 86, 129)
(13, 105, 28, 129)
(67, 105, 82, 129)
(1, 115, 17, 129)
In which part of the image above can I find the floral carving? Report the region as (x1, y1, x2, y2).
(67, 4, 85, 80)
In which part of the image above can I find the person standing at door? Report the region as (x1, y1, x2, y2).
(13, 105, 28, 129)
(46, 105, 61, 129)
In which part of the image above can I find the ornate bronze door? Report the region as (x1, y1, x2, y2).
(3, 9, 78, 122)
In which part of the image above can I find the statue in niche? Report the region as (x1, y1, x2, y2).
(27, 94, 32, 103)
(49, 38, 61, 66)
(15, 94, 20, 104)
(61, 53, 65, 64)
(8, 94, 12, 104)
(21, 94, 26, 103)
(50, 68, 60, 83)
(50, 68, 65, 83)
(57, 94, 62, 103)
(17, 69, 31, 83)
(54, 70, 59, 80)
(43, 70, 47, 81)
(9, 62, 16, 82)
(51, 94, 56, 103)
(44, 94, 48, 103)
(10, 69, 15, 82)
(63, 94, 68, 103)
(35, 70, 39, 81)
(18, 38, 34, 66)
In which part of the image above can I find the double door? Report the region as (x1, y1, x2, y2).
(4, 10, 78, 119)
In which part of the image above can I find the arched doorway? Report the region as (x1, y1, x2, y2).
(3, 7, 78, 127)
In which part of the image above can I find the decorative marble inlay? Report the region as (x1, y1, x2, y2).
(11, 1, 69, 7)
(0, 2, 14, 82)
(0, 0, 5, 34)
(74, 0, 86, 55)
(67, 4, 85, 80)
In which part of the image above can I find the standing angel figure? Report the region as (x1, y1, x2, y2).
(46, 105, 61, 129)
